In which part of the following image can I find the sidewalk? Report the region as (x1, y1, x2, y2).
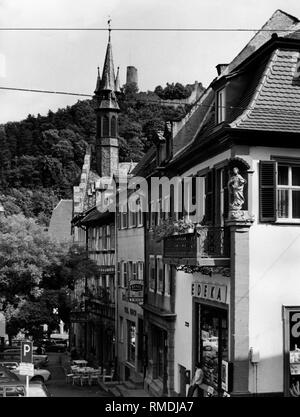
(98, 380, 150, 397)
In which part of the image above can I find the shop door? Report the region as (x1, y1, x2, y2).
(195, 303, 228, 396)
(179, 365, 187, 397)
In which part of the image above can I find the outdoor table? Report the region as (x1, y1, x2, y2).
(72, 360, 88, 367)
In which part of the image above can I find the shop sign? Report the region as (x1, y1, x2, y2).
(191, 282, 227, 304)
(283, 307, 300, 396)
(127, 280, 144, 304)
(99, 266, 115, 274)
(289, 310, 300, 376)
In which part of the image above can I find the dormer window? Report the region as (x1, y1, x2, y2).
(216, 88, 226, 123)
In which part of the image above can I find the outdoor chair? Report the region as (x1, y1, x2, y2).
(102, 368, 114, 382)
(65, 373, 74, 384)
(80, 374, 90, 386)
(72, 375, 81, 385)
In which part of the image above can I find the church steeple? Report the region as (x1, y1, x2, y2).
(94, 27, 120, 178)
(94, 66, 101, 95)
(94, 30, 119, 111)
(115, 66, 121, 93)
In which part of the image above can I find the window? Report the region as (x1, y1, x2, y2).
(150, 201, 157, 229)
(103, 116, 110, 136)
(164, 264, 171, 296)
(156, 256, 164, 294)
(111, 225, 115, 250)
(127, 261, 133, 284)
(127, 321, 136, 364)
(129, 208, 137, 228)
(277, 165, 300, 219)
(149, 255, 156, 292)
(106, 225, 111, 249)
(137, 199, 143, 226)
(133, 262, 137, 280)
(205, 170, 214, 224)
(137, 262, 144, 280)
(120, 206, 128, 229)
(111, 116, 117, 137)
(117, 262, 121, 286)
(123, 262, 128, 288)
(216, 88, 226, 123)
(260, 160, 300, 222)
(215, 167, 229, 226)
(120, 316, 124, 342)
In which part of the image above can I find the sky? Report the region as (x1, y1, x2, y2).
(0, 0, 300, 124)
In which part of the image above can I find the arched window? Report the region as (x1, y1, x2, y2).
(97, 116, 102, 137)
(111, 116, 117, 137)
(103, 116, 110, 137)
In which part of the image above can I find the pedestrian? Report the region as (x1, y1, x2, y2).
(187, 362, 204, 397)
(36, 345, 43, 355)
(71, 347, 78, 360)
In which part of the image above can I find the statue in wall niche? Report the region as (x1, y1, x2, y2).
(228, 167, 246, 210)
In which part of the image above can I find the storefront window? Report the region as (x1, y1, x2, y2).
(127, 321, 136, 364)
(196, 303, 228, 396)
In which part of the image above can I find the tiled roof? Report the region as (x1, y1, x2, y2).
(230, 48, 300, 132)
(48, 199, 73, 242)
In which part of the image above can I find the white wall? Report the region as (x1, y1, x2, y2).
(118, 227, 144, 260)
(249, 225, 300, 393)
(248, 146, 300, 393)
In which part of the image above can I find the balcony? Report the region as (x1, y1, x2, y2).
(70, 290, 115, 322)
(163, 227, 230, 267)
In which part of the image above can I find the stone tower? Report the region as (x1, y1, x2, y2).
(94, 30, 120, 178)
(126, 66, 138, 88)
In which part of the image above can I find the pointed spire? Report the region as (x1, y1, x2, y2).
(94, 66, 101, 95)
(115, 66, 121, 93)
(101, 27, 115, 91)
(93, 22, 119, 111)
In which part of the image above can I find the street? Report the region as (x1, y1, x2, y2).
(46, 352, 111, 397)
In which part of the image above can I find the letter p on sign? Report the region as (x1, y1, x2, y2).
(21, 341, 33, 363)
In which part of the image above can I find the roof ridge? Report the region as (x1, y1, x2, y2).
(230, 49, 279, 129)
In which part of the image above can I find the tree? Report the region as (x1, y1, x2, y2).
(0, 216, 101, 340)
(0, 214, 67, 340)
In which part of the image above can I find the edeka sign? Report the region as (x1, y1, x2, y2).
(191, 282, 227, 304)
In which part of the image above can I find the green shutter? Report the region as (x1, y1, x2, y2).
(259, 161, 276, 222)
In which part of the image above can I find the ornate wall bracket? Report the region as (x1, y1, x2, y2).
(175, 265, 230, 277)
(227, 209, 255, 224)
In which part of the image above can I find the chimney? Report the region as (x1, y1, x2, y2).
(216, 64, 228, 76)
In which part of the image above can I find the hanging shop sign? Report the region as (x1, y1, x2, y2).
(125, 280, 144, 304)
(191, 282, 227, 304)
(99, 266, 115, 274)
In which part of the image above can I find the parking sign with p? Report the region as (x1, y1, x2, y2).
(21, 341, 33, 363)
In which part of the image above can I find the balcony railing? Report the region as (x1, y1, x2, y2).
(163, 227, 230, 266)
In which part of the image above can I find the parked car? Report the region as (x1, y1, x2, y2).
(27, 381, 51, 397)
(44, 339, 67, 353)
(0, 349, 49, 368)
(0, 365, 20, 383)
(0, 382, 26, 397)
(33, 345, 46, 355)
(0, 361, 51, 383)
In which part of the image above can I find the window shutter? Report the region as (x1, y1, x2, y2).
(223, 167, 229, 220)
(205, 169, 215, 224)
(259, 161, 276, 222)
